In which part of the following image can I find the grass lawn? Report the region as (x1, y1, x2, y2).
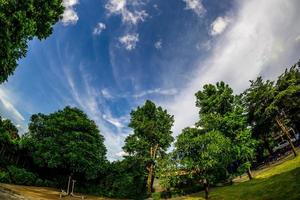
(172, 153, 300, 200)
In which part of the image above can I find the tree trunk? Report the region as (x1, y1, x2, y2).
(263, 137, 273, 156)
(146, 144, 159, 194)
(247, 168, 253, 180)
(204, 179, 209, 200)
(147, 163, 154, 193)
(275, 116, 298, 157)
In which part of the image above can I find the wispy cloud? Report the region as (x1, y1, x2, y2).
(93, 22, 106, 35)
(101, 88, 114, 99)
(103, 113, 129, 129)
(164, 0, 300, 137)
(62, 0, 79, 25)
(0, 88, 24, 122)
(183, 0, 206, 16)
(119, 33, 139, 50)
(133, 88, 178, 98)
(63, 65, 131, 161)
(0, 87, 27, 133)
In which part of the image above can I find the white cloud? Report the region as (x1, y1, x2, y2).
(93, 22, 106, 35)
(183, 0, 206, 16)
(119, 33, 139, 50)
(101, 88, 114, 99)
(63, 0, 78, 7)
(154, 39, 162, 49)
(133, 88, 178, 98)
(210, 16, 231, 36)
(62, 0, 79, 25)
(164, 0, 300, 138)
(105, 0, 148, 25)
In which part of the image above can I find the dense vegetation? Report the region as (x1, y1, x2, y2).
(0, 1, 299, 199)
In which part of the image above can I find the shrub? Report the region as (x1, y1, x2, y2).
(7, 166, 37, 185)
(0, 170, 10, 183)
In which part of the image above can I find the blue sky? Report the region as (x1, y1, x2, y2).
(0, 0, 300, 160)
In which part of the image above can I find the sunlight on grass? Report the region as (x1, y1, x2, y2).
(174, 153, 300, 200)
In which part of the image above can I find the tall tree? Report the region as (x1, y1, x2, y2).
(22, 106, 107, 180)
(175, 128, 232, 200)
(123, 100, 174, 193)
(0, 0, 64, 83)
(267, 61, 300, 157)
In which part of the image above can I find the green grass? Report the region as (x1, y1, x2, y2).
(173, 154, 300, 200)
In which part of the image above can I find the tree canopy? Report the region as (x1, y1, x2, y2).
(0, 0, 64, 83)
(22, 106, 107, 179)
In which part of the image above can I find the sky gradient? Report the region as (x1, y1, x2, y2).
(1, 0, 300, 160)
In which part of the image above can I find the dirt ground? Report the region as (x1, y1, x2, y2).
(0, 183, 113, 200)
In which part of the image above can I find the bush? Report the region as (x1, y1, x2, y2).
(152, 192, 161, 200)
(7, 166, 37, 185)
(0, 170, 10, 183)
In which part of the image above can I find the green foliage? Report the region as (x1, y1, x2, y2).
(0, 0, 64, 83)
(0, 117, 20, 167)
(0, 170, 10, 183)
(195, 82, 257, 178)
(124, 100, 174, 193)
(22, 106, 107, 180)
(5, 166, 37, 185)
(175, 129, 233, 184)
(124, 100, 174, 158)
(243, 77, 276, 156)
(195, 81, 234, 117)
(89, 157, 148, 199)
(268, 61, 300, 128)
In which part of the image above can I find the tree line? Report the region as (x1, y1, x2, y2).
(0, 61, 299, 199)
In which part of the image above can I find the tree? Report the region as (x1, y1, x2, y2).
(174, 128, 232, 199)
(0, 117, 19, 165)
(196, 82, 257, 180)
(123, 100, 174, 193)
(22, 106, 107, 180)
(0, 0, 64, 83)
(267, 61, 300, 157)
(243, 77, 276, 157)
